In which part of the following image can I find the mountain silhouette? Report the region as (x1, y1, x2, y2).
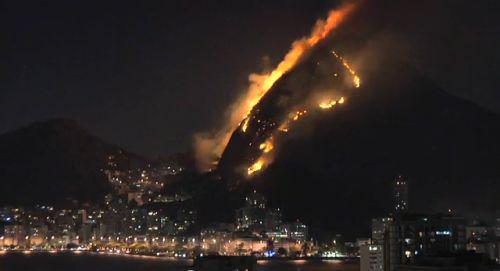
(0, 119, 147, 206)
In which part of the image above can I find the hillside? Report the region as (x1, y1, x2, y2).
(0, 119, 147, 206)
(217, 43, 500, 237)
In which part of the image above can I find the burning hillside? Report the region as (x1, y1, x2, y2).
(208, 33, 364, 183)
(193, 2, 357, 171)
(242, 48, 360, 178)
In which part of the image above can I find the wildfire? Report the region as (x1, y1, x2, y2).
(259, 140, 274, 153)
(319, 95, 346, 109)
(353, 75, 361, 88)
(319, 100, 337, 109)
(194, 3, 357, 171)
(241, 117, 250, 132)
(276, 109, 307, 132)
(278, 124, 289, 133)
(291, 110, 307, 121)
(332, 50, 360, 88)
(248, 159, 265, 175)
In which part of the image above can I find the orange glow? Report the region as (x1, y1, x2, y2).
(319, 100, 337, 109)
(338, 97, 345, 104)
(241, 117, 250, 132)
(290, 110, 307, 121)
(194, 3, 357, 171)
(259, 140, 274, 153)
(353, 75, 361, 88)
(278, 123, 289, 133)
(332, 50, 360, 88)
(248, 159, 265, 175)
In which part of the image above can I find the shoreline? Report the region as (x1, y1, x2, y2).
(0, 249, 359, 263)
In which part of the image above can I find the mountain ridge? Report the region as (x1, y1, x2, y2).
(0, 118, 148, 206)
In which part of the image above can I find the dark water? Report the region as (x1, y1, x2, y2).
(0, 252, 359, 271)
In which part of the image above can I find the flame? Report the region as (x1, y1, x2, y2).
(248, 159, 265, 175)
(194, 3, 356, 171)
(290, 110, 307, 121)
(332, 50, 360, 88)
(278, 123, 289, 133)
(241, 117, 250, 132)
(248, 107, 308, 177)
(319, 95, 346, 109)
(277, 108, 308, 132)
(353, 75, 361, 88)
(259, 140, 274, 153)
(319, 100, 337, 109)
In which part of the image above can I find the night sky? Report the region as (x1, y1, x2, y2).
(1, 0, 499, 156)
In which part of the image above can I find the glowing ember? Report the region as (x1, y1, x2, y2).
(291, 110, 307, 121)
(338, 97, 345, 104)
(319, 100, 337, 109)
(278, 123, 289, 133)
(332, 50, 360, 88)
(248, 159, 265, 175)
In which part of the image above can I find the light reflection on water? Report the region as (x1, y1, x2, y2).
(0, 252, 359, 271)
(257, 259, 359, 271)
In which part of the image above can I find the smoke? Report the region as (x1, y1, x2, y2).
(193, 1, 357, 171)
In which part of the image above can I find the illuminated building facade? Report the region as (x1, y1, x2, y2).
(360, 244, 384, 271)
(385, 214, 466, 271)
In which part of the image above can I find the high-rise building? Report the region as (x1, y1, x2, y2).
(365, 213, 468, 271)
(361, 244, 384, 271)
(384, 213, 466, 271)
(393, 175, 408, 213)
(372, 217, 393, 244)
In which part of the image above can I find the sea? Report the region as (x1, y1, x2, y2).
(0, 252, 359, 271)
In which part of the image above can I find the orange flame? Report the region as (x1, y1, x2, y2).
(259, 139, 274, 153)
(319, 99, 337, 109)
(194, 3, 356, 171)
(332, 50, 360, 88)
(248, 159, 265, 175)
(241, 117, 250, 132)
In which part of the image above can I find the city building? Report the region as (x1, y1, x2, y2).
(393, 175, 408, 213)
(361, 244, 384, 271)
(385, 213, 467, 271)
(285, 221, 308, 243)
(372, 217, 393, 244)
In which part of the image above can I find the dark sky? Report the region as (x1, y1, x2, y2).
(1, 0, 499, 156)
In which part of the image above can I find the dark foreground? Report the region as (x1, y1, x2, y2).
(0, 252, 359, 271)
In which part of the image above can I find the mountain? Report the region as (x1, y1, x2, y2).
(0, 119, 147, 206)
(217, 43, 500, 238)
